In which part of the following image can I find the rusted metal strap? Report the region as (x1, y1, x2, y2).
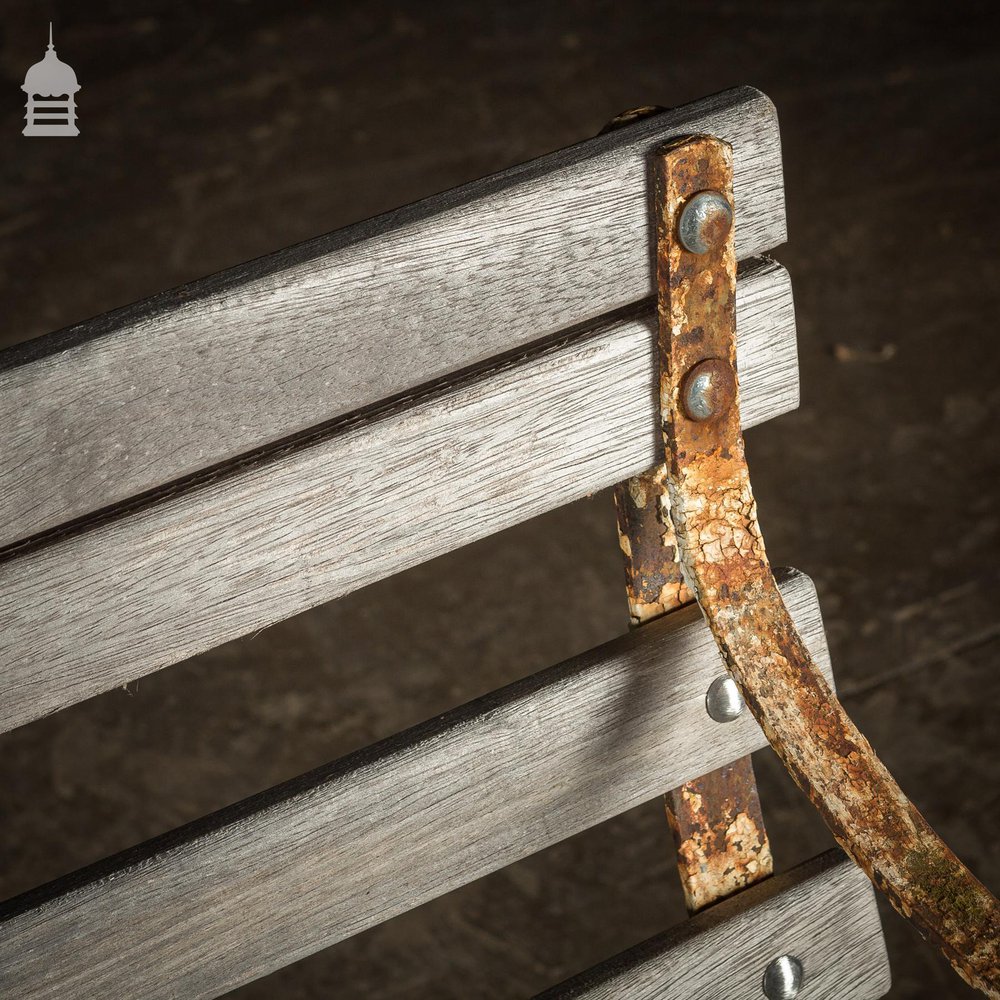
(614, 469, 772, 912)
(607, 104, 773, 916)
(654, 134, 1000, 996)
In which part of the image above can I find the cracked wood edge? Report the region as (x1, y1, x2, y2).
(0, 86, 785, 549)
(0, 571, 827, 1000)
(0, 257, 796, 734)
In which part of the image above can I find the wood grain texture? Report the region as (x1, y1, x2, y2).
(0, 571, 828, 1000)
(0, 86, 785, 549)
(536, 850, 891, 999)
(0, 258, 796, 733)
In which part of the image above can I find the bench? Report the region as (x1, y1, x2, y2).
(0, 86, 891, 999)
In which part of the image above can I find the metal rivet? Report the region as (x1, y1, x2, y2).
(763, 955, 804, 999)
(706, 676, 744, 723)
(682, 358, 736, 422)
(678, 189, 733, 254)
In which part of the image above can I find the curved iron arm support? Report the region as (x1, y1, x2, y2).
(655, 135, 1000, 997)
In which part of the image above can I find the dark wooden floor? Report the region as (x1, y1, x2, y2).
(1, 2, 997, 997)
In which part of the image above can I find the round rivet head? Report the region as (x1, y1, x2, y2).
(706, 676, 744, 723)
(678, 189, 733, 254)
(763, 955, 804, 999)
(682, 358, 737, 422)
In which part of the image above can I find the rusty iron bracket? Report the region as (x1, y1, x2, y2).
(606, 107, 774, 915)
(614, 469, 773, 912)
(652, 134, 1000, 996)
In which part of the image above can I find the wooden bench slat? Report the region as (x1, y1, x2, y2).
(0, 257, 796, 733)
(536, 851, 891, 1000)
(0, 570, 827, 1000)
(0, 86, 785, 550)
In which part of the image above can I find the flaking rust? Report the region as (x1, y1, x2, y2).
(606, 104, 773, 916)
(614, 468, 691, 626)
(666, 760, 772, 912)
(655, 135, 1000, 995)
(614, 469, 772, 913)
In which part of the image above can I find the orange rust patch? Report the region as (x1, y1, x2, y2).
(666, 758, 772, 912)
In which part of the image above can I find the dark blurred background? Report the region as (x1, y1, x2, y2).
(1, 2, 998, 997)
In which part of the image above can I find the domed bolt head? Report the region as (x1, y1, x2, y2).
(678, 189, 733, 254)
(706, 676, 744, 724)
(682, 358, 736, 422)
(763, 955, 805, 999)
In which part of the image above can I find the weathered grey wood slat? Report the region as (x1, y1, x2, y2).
(0, 571, 828, 1000)
(0, 86, 785, 549)
(0, 257, 796, 733)
(536, 851, 891, 1000)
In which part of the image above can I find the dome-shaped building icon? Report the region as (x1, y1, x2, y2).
(22, 24, 80, 137)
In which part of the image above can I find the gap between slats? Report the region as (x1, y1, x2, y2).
(0, 569, 826, 1000)
(0, 257, 797, 733)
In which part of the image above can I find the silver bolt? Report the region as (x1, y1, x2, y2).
(678, 189, 733, 254)
(682, 358, 736, 422)
(763, 955, 804, 999)
(685, 366, 716, 420)
(705, 676, 744, 723)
